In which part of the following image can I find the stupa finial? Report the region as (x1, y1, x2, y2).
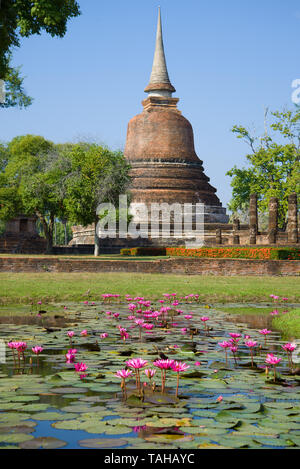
(144, 7, 176, 97)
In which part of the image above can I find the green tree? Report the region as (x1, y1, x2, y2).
(0, 134, 70, 252)
(64, 143, 131, 256)
(0, 0, 80, 106)
(227, 108, 300, 228)
(0, 56, 33, 108)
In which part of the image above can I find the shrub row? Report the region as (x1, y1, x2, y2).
(120, 246, 300, 260)
(120, 247, 167, 256)
(166, 246, 300, 260)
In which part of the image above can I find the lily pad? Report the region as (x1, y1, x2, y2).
(19, 437, 67, 449)
(78, 438, 128, 448)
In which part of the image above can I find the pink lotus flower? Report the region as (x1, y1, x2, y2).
(282, 343, 296, 371)
(142, 323, 154, 330)
(74, 362, 87, 373)
(229, 333, 241, 339)
(32, 346, 43, 355)
(282, 343, 296, 352)
(218, 341, 231, 366)
(118, 326, 130, 340)
(259, 329, 272, 336)
(195, 362, 201, 367)
(153, 359, 175, 370)
(113, 313, 120, 318)
(265, 353, 281, 382)
(100, 333, 108, 339)
(245, 340, 257, 368)
(201, 317, 210, 322)
(184, 315, 193, 320)
(217, 395, 223, 402)
(80, 329, 88, 336)
(265, 353, 281, 366)
(144, 369, 156, 379)
(126, 358, 148, 369)
(218, 341, 231, 349)
(171, 361, 190, 373)
(67, 331, 74, 338)
(245, 340, 257, 348)
(15, 342, 27, 352)
(115, 369, 133, 379)
(171, 361, 190, 397)
(66, 351, 76, 363)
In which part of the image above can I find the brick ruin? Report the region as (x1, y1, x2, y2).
(0, 215, 46, 254)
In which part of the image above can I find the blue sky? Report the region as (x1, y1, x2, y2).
(1, 0, 300, 208)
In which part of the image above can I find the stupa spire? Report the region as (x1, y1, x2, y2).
(144, 7, 176, 97)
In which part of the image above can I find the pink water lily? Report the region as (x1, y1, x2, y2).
(126, 358, 148, 369)
(282, 343, 296, 371)
(126, 358, 148, 393)
(265, 353, 281, 381)
(171, 361, 190, 397)
(153, 359, 175, 393)
(218, 341, 231, 367)
(115, 369, 133, 379)
(200, 317, 210, 335)
(144, 368, 156, 380)
(80, 329, 88, 337)
(32, 346, 43, 355)
(74, 362, 87, 378)
(245, 340, 257, 368)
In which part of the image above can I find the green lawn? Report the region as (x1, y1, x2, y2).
(0, 272, 299, 305)
(273, 308, 300, 340)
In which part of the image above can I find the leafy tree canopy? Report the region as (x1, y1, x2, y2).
(0, 0, 80, 107)
(227, 108, 300, 228)
(0, 136, 131, 255)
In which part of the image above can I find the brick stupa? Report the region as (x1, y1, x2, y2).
(124, 8, 229, 238)
(70, 9, 229, 250)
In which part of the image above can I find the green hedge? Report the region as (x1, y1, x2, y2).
(120, 247, 167, 256)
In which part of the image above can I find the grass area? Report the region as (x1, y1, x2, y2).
(272, 309, 300, 340)
(0, 272, 299, 305)
(212, 306, 290, 315)
(0, 254, 170, 261)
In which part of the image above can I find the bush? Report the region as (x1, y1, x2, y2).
(120, 247, 167, 256)
(166, 246, 300, 260)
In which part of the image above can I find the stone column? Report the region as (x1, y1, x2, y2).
(249, 194, 258, 244)
(232, 218, 240, 245)
(216, 228, 222, 245)
(249, 194, 258, 231)
(268, 197, 278, 244)
(288, 194, 298, 244)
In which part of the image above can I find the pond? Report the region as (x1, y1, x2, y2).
(0, 296, 300, 449)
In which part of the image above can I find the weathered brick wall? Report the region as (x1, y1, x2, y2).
(0, 257, 299, 276)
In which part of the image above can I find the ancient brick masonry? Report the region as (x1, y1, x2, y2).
(124, 8, 229, 233)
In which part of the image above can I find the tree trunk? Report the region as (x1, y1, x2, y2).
(94, 218, 100, 256)
(64, 222, 68, 245)
(37, 212, 54, 254)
